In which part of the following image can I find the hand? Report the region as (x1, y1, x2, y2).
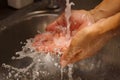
(33, 10, 95, 53)
(32, 32, 71, 53)
(46, 10, 95, 32)
(60, 13, 120, 67)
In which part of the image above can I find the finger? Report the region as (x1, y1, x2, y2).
(70, 20, 82, 31)
(46, 14, 67, 31)
(60, 52, 69, 67)
(60, 49, 83, 67)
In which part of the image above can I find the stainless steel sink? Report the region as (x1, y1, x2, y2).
(0, 13, 120, 80)
(0, 14, 58, 64)
(0, 14, 59, 79)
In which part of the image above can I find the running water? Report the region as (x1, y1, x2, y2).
(61, 68, 64, 80)
(2, 0, 76, 80)
(68, 64, 74, 80)
(61, 0, 74, 80)
(65, 0, 74, 38)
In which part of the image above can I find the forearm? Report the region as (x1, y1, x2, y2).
(90, 12, 120, 35)
(90, 0, 120, 21)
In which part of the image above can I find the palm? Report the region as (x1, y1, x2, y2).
(33, 10, 95, 53)
(46, 10, 95, 32)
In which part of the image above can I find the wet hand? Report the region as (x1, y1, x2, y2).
(33, 10, 95, 53)
(60, 13, 120, 67)
(46, 10, 95, 32)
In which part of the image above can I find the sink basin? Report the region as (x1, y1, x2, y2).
(0, 14, 59, 80)
(0, 14, 58, 64)
(0, 13, 120, 80)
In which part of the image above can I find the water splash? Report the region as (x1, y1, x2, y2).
(2, 39, 77, 80)
(2, 39, 61, 80)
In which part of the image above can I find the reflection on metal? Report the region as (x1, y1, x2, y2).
(26, 13, 58, 20)
(27, 11, 48, 15)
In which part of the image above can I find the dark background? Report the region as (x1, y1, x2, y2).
(0, 0, 102, 20)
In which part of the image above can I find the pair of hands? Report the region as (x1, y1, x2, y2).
(46, 10, 120, 67)
(33, 10, 120, 67)
(46, 10, 98, 66)
(33, 10, 94, 54)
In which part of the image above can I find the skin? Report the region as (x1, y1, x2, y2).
(46, 0, 120, 67)
(90, 0, 120, 21)
(33, 10, 95, 53)
(46, 10, 95, 32)
(61, 12, 120, 67)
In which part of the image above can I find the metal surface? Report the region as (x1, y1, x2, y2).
(47, 0, 59, 9)
(0, 14, 58, 80)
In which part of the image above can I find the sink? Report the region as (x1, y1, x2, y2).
(0, 0, 120, 80)
(0, 13, 120, 80)
(0, 14, 58, 64)
(0, 13, 60, 80)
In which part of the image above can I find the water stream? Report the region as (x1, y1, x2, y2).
(65, 0, 74, 39)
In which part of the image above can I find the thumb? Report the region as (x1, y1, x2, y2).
(46, 14, 66, 31)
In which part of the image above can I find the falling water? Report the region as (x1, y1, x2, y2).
(61, 0, 75, 80)
(65, 0, 74, 38)
(61, 68, 64, 80)
(68, 64, 74, 80)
